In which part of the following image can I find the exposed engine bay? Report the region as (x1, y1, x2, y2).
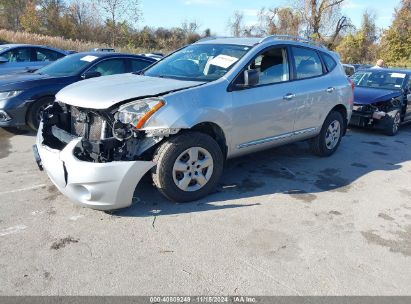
(41, 101, 178, 163)
(351, 97, 403, 127)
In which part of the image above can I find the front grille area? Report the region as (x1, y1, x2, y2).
(70, 106, 105, 140)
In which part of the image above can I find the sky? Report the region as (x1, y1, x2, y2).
(139, 0, 402, 35)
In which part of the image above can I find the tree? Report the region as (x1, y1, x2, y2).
(336, 10, 378, 64)
(20, 1, 42, 33)
(380, 0, 411, 67)
(258, 7, 302, 36)
(228, 11, 244, 37)
(0, 0, 30, 30)
(96, 0, 142, 46)
(295, 0, 352, 48)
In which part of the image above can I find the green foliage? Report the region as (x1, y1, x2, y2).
(380, 0, 411, 67)
(20, 1, 42, 33)
(336, 11, 378, 64)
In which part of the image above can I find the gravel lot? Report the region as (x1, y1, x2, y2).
(0, 125, 411, 296)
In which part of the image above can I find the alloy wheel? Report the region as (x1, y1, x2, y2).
(325, 120, 341, 150)
(172, 147, 214, 192)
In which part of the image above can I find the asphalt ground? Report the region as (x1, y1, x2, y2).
(0, 125, 410, 295)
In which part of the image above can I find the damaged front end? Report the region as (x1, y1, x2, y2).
(36, 98, 178, 210)
(41, 98, 178, 163)
(350, 97, 402, 129)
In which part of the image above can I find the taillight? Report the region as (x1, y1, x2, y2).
(348, 78, 354, 105)
(348, 78, 355, 90)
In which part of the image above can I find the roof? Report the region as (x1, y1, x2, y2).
(0, 43, 67, 53)
(196, 37, 261, 46)
(195, 36, 329, 52)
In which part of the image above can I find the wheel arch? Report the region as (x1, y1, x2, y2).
(190, 121, 228, 159)
(25, 94, 56, 125)
(330, 104, 348, 135)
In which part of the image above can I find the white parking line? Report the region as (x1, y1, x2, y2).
(0, 184, 47, 195)
(0, 225, 27, 237)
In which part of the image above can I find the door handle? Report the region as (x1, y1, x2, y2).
(327, 87, 335, 93)
(283, 93, 296, 100)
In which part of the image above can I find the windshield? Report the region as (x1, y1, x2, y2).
(35, 53, 100, 76)
(351, 71, 407, 90)
(144, 44, 251, 82)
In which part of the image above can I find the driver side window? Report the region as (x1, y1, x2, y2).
(240, 47, 290, 86)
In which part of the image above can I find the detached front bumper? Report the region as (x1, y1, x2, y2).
(350, 104, 387, 128)
(35, 123, 155, 210)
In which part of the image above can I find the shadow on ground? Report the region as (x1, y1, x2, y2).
(112, 124, 411, 218)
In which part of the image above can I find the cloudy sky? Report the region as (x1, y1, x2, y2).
(140, 0, 401, 34)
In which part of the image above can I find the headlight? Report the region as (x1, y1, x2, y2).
(0, 90, 22, 100)
(115, 98, 165, 129)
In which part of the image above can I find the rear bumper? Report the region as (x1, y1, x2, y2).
(35, 123, 155, 210)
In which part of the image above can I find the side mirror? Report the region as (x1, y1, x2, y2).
(244, 69, 259, 87)
(0, 56, 8, 63)
(81, 71, 101, 79)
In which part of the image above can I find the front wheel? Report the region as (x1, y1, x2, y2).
(309, 110, 344, 157)
(27, 97, 54, 131)
(383, 110, 401, 136)
(152, 131, 224, 202)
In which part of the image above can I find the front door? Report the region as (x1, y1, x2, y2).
(230, 46, 297, 155)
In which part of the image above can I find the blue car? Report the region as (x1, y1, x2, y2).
(0, 52, 156, 130)
(0, 44, 69, 74)
(350, 68, 411, 135)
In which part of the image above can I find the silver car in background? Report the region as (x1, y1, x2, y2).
(34, 36, 353, 210)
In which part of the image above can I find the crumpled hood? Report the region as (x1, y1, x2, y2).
(354, 86, 402, 105)
(56, 74, 205, 109)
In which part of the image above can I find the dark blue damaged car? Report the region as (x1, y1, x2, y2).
(0, 52, 156, 130)
(350, 69, 411, 135)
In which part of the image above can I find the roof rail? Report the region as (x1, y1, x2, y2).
(195, 36, 234, 43)
(259, 35, 326, 48)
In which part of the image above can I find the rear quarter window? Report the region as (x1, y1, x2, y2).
(321, 53, 337, 72)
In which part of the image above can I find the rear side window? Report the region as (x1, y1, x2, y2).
(321, 53, 337, 72)
(291, 47, 323, 79)
(35, 48, 65, 62)
(130, 59, 152, 72)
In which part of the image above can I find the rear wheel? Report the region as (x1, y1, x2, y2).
(309, 110, 344, 157)
(152, 131, 224, 202)
(383, 110, 401, 136)
(27, 97, 54, 131)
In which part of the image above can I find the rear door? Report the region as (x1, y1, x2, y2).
(230, 46, 297, 153)
(289, 46, 332, 137)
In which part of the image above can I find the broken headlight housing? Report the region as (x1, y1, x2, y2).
(115, 98, 165, 129)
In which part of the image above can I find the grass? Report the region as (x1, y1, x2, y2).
(0, 29, 151, 54)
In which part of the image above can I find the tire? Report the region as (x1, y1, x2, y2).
(152, 131, 224, 202)
(309, 110, 344, 157)
(27, 97, 54, 131)
(383, 110, 401, 136)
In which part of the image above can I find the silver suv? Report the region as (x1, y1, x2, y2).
(34, 36, 353, 210)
